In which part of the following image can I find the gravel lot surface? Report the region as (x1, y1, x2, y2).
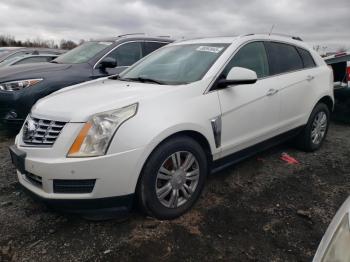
(0, 122, 349, 261)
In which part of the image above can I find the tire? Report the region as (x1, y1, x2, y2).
(295, 103, 330, 152)
(137, 136, 208, 220)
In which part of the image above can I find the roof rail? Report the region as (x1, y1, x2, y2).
(117, 33, 145, 37)
(157, 35, 171, 38)
(243, 33, 303, 41)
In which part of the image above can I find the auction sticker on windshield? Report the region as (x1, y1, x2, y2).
(196, 46, 224, 53)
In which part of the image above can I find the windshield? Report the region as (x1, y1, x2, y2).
(119, 43, 229, 85)
(0, 55, 26, 67)
(54, 41, 113, 64)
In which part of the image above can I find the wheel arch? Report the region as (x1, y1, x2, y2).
(317, 95, 334, 112)
(132, 128, 214, 196)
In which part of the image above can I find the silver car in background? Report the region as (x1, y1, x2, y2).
(313, 196, 350, 262)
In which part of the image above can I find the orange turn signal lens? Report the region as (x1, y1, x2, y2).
(67, 122, 92, 156)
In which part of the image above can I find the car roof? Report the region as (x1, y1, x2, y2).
(0, 47, 23, 51)
(173, 33, 311, 49)
(91, 35, 175, 43)
(0, 47, 65, 54)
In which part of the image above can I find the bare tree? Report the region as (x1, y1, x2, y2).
(59, 39, 78, 50)
(0, 34, 78, 50)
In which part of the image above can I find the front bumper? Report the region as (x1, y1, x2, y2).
(10, 123, 147, 214)
(0, 90, 28, 126)
(19, 182, 134, 215)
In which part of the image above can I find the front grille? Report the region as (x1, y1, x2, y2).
(24, 172, 42, 187)
(53, 179, 96, 194)
(22, 116, 66, 146)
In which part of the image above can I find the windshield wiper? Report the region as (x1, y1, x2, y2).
(120, 77, 166, 85)
(109, 74, 120, 80)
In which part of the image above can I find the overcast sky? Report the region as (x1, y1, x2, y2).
(0, 0, 349, 51)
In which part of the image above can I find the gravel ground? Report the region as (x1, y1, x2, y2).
(0, 122, 350, 262)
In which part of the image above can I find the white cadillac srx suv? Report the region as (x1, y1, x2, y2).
(10, 34, 334, 219)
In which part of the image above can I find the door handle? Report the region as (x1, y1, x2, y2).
(266, 88, 278, 96)
(306, 75, 315, 81)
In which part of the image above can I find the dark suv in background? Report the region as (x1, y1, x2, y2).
(0, 35, 173, 128)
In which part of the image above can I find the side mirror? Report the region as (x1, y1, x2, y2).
(98, 57, 117, 70)
(217, 67, 258, 89)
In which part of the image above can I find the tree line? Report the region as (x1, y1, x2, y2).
(0, 35, 82, 50)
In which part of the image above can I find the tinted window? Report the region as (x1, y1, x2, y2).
(297, 47, 316, 68)
(104, 42, 142, 67)
(143, 42, 167, 56)
(265, 42, 303, 75)
(222, 42, 269, 78)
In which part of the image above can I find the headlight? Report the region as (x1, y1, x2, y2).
(322, 213, 350, 261)
(67, 103, 138, 157)
(0, 79, 43, 91)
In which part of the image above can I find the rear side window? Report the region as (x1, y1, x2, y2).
(297, 47, 316, 68)
(265, 42, 303, 75)
(143, 42, 167, 56)
(222, 42, 269, 78)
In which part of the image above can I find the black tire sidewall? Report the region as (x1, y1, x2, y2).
(304, 103, 330, 151)
(139, 136, 208, 220)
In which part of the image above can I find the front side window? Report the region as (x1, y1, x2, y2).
(119, 43, 229, 85)
(103, 42, 142, 67)
(54, 41, 113, 64)
(265, 42, 304, 75)
(221, 42, 269, 79)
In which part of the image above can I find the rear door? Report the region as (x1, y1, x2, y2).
(264, 42, 316, 132)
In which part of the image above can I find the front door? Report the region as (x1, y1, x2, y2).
(217, 41, 280, 157)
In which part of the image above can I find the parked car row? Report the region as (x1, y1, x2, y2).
(0, 47, 65, 63)
(0, 36, 173, 128)
(324, 52, 350, 122)
(0, 54, 59, 67)
(6, 33, 334, 222)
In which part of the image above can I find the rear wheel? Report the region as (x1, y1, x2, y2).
(295, 103, 330, 151)
(137, 136, 208, 220)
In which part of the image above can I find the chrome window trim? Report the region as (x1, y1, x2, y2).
(204, 39, 319, 94)
(93, 40, 170, 69)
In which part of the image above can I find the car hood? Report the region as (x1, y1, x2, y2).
(31, 78, 181, 122)
(0, 62, 72, 81)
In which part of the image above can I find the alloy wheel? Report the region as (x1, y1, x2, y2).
(311, 111, 327, 145)
(155, 151, 200, 208)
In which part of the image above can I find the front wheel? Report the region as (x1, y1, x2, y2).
(137, 136, 208, 220)
(295, 103, 330, 152)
